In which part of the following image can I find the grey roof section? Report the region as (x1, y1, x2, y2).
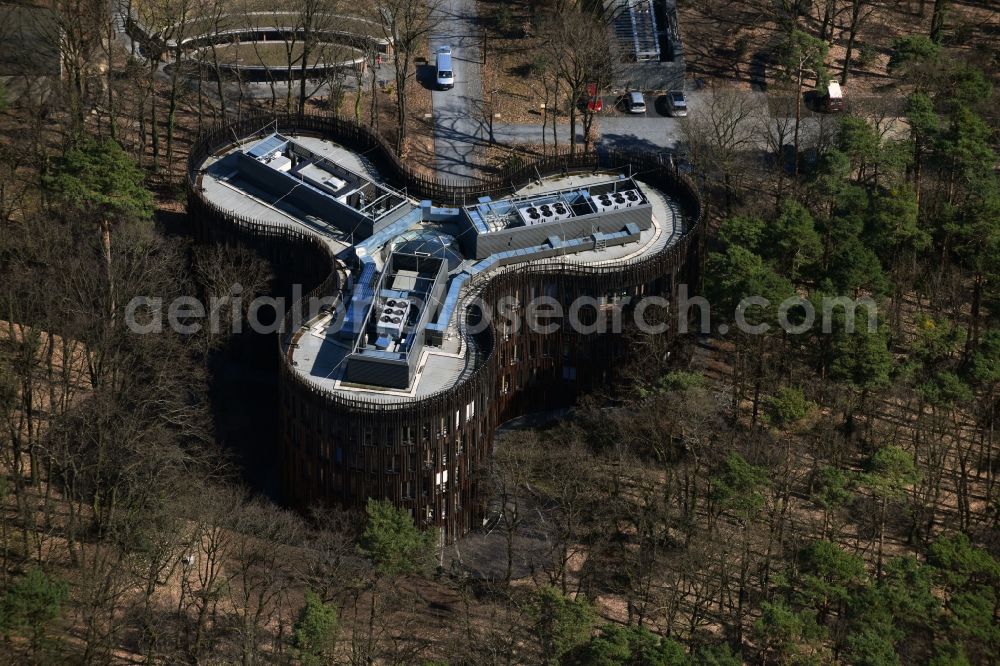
(198, 135, 385, 253)
(239, 133, 412, 231)
(426, 177, 676, 342)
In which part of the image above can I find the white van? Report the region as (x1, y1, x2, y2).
(820, 80, 844, 112)
(436, 46, 454, 90)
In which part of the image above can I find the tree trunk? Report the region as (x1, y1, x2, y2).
(818, 0, 835, 41)
(149, 61, 160, 171)
(101, 219, 115, 321)
(876, 495, 886, 577)
(166, 46, 182, 166)
(299, 29, 311, 118)
(553, 78, 560, 152)
(568, 94, 578, 155)
(840, 11, 859, 85)
(793, 67, 803, 176)
(930, 0, 947, 43)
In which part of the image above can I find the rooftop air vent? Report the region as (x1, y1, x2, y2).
(517, 199, 574, 225)
(592, 189, 645, 213)
(376, 298, 412, 340)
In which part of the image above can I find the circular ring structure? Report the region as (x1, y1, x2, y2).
(127, 12, 388, 80)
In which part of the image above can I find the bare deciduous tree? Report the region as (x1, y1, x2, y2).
(375, 0, 438, 155)
(681, 86, 763, 208)
(540, 9, 618, 155)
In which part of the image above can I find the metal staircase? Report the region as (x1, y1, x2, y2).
(608, 0, 661, 63)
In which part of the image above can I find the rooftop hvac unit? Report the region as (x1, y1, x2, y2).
(591, 189, 643, 213)
(516, 200, 573, 225)
(376, 298, 412, 339)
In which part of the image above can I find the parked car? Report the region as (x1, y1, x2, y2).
(667, 90, 688, 117)
(435, 46, 454, 90)
(819, 81, 844, 112)
(626, 91, 646, 114)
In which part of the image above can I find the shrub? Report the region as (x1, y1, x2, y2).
(292, 591, 338, 666)
(856, 43, 877, 69)
(767, 387, 813, 426)
(495, 5, 514, 35)
(1, 568, 69, 654)
(888, 35, 940, 73)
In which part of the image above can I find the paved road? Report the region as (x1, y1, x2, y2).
(493, 115, 686, 152)
(429, 0, 485, 183)
(492, 90, 712, 152)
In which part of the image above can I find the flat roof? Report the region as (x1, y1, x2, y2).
(289, 174, 681, 403)
(241, 133, 410, 224)
(196, 135, 385, 252)
(194, 136, 687, 401)
(463, 176, 649, 233)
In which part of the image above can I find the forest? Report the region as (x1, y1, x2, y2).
(0, 0, 998, 663)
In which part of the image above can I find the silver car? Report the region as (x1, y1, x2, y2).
(627, 91, 646, 114)
(667, 91, 688, 117)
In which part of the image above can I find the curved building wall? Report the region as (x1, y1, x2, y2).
(187, 113, 703, 542)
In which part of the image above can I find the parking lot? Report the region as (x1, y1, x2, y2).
(586, 91, 688, 119)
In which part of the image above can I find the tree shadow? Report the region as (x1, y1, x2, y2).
(415, 62, 438, 91)
(598, 133, 674, 153)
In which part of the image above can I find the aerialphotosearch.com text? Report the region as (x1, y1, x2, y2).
(123, 284, 879, 338)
